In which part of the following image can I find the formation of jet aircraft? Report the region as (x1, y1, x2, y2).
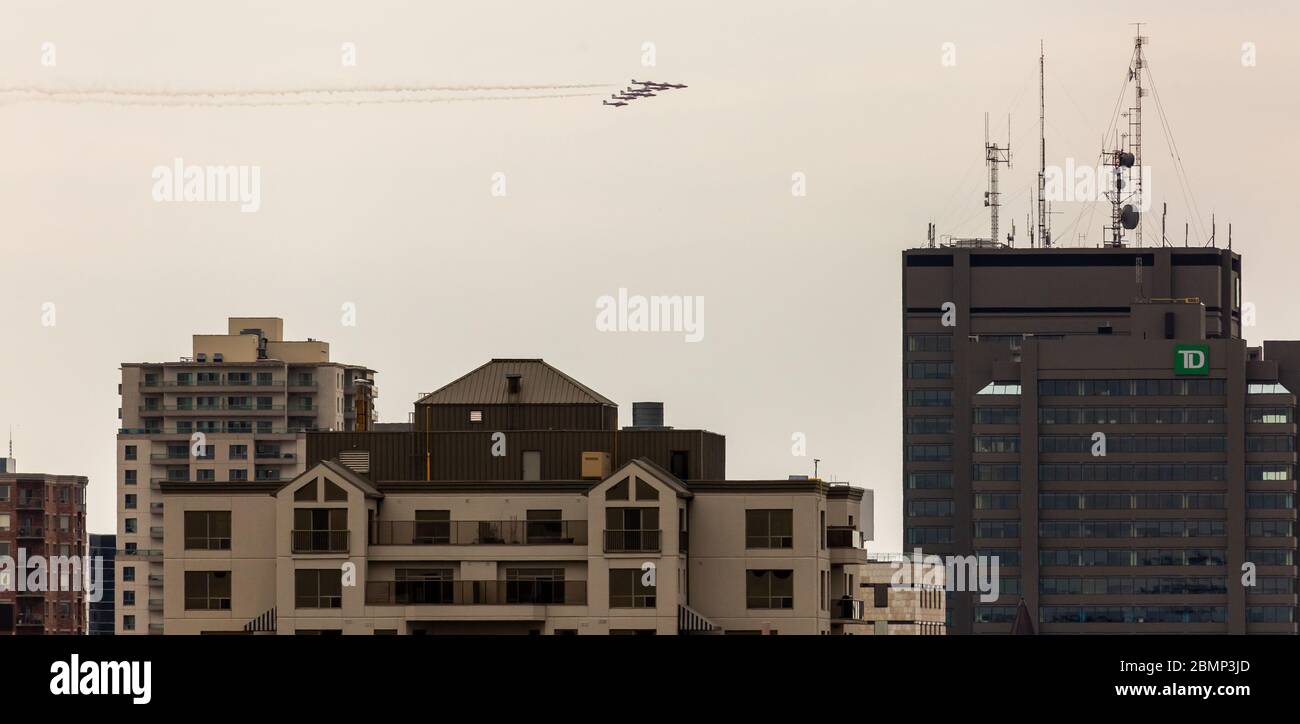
(602, 79, 687, 108)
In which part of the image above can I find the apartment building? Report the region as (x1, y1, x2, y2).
(903, 245, 1298, 634)
(153, 358, 909, 634)
(116, 317, 376, 635)
(0, 461, 89, 635)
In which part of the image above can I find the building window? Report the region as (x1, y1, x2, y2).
(184, 511, 232, 550)
(413, 510, 451, 544)
(196, 469, 215, 482)
(229, 469, 248, 481)
(745, 509, 794, 548)
(184, 571, 232, 610)
(604, 507, 660, 552)
(605, 477, 629, 501)
(124, 470, 137, 485)
(293, 479, 318, 502)
(469, 410, 483, 423)
(229, 444, 247, 460)
(124, 494, 137, 510)
(746, 570, 794, 609)
(123, 615, 135, 631)
(323, 479, 348, 502)
(609, 569, 656, 608)
(295, 569, 343, 609)
(122, 566, 136, 582)
(124, 445, 137, 461)
(123, 591, 135, 606)
(293, 508, 349, 552)
(124, 518, 137, 534)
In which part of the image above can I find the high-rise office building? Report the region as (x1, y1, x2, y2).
(903, 246, 1297, 633)
(89, 533, 116, 635)
(115, 317, 375, 634)
(0, 464, 89, 635)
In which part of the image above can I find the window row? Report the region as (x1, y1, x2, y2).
(905, 334, 953, 353)
(1039, 406, 1227, 425)
(1038, 492, 1225, 510)
(1038, 379, 1226, 397)
(1038, 463, 1227, 481)
(1039, 549, 1226, 567)
(1039, 520, 1226, 539)
(1039, 434, 1227, 454)
(1040, 576, 1228, 595)
(906, 362, 953, 380)
(1039, 606, 1227, 624)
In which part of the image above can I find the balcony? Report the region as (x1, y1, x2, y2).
(365, 579, 587, 606)
(148, 574, 164, 586)
(150, 502, 164, 514)
(834, 598, 866, 621)
(16, 497, 44, 510)
(148, 623, 165, 635)
(150, 527, 164, 540)
(603, 529, 662, 553)
(255, 451, 297, 463)
(16, 526, 44, 538)
(151, 452, 190, 461)
(148, 599, 163, 612)
(15, 614, 45, 627)
(827, 527, 864, 549)
(370, 520, 587, 546)
(291, 529, 350, 553)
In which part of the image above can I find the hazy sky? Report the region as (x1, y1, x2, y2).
(3, 1, 1300, 548)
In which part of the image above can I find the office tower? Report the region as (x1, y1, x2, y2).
(903, 246, 1297, 633)
(115, 317, 375, 634)
(89, 533, 116, 634)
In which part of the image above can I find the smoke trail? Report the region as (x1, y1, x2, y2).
(0, 82, 614, 98)
(0, 91, 606, 108)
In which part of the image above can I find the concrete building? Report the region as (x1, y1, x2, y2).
(151, 358, 917, 634)
(0, 463, 89, 635)
(116, 317, 375, 635)
(89, 533, 116, 635)
(903, 245, 1298, 633)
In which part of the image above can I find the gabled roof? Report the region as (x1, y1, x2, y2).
(275, 459, 384, 499)
(416, 359, 617, 406)
(587, 457, 692, 498)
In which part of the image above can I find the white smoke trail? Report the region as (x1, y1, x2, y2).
(0, 82, 614, 98)
(0, 91, 606, 108)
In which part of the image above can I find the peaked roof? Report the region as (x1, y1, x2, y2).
(276, 459, 384, 499)
(416, 359, 616, 406)
(588, 457, 692, 498)
(1011, 597, 1036, 635)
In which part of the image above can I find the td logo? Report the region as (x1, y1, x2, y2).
(1174, 344, 1209, 376)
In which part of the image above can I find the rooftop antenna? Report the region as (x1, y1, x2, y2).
(927, 221, 936, 248)
(1103, 26, 1147, 247)
(1130, 24, 1147, 246)
(1037, 40, 1052, 248)
(1228, 223, 1233, 250)
(984, 112, 1012, 245)
(813, 458, 821, 479)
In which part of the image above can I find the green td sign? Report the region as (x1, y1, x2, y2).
(1174, 344, 1209, 376)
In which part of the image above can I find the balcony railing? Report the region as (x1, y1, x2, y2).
(827, 527, 864, 549)
(370, 520, 587, 546)
(15, 497, 44, 509)
(603, 529, 662, 553)
(16, 527, 44, 537)
(365, 579, 587, 606)
(16, 614, 45, 626)
(292, 529, 350, 553)
(150, 527, 164, 540)
(834, 598, 865, 620)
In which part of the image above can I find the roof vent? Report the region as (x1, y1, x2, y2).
(338, 450, 370, 474)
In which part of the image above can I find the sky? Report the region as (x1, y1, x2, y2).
(3, 0, 1300, 549)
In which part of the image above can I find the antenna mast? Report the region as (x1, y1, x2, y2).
(1130, 25, 1147, 246)
(1037, 41, 1051, 248)
(984, 112, 1012, 245)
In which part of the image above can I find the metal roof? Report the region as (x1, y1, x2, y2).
(416, 359, 616, 406)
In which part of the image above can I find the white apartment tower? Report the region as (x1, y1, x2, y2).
(115, 317, 376, 634)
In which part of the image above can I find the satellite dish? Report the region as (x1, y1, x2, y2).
(1118, 152, 1136, 168)
(1121, 205, 1140, 229)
